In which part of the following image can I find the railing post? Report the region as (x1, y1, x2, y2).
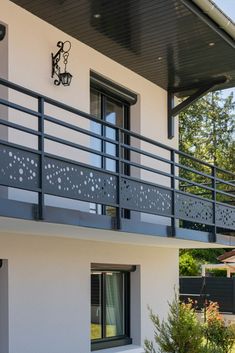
(170, 150, 176, 237)
(210, 166, 217, 242)
(114, 128, 122, 230)
(38, 97, 45, 220)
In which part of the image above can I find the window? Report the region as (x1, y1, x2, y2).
(91, 264, 133, 350)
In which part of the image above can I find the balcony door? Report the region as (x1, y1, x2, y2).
(90, 87, 130, 215)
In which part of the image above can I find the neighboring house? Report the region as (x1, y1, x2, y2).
(180, 250, 235, 314)
(201, 250, 235, 277)
(0, 1, 234, 353)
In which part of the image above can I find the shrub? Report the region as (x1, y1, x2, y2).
(204, 301, 235, 353)
(145, 296, 235, 353)
(144, 294, 203, 353)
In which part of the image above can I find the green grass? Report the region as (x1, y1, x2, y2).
(91, 323, 116, 339)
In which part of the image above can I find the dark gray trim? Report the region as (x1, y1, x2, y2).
(91, 337, 132, 351)
(1, 199, 235, 246)
(91, 263, 136, 272)
(90, 71, 137, 105)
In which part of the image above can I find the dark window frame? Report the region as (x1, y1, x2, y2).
(90, 83, 131, 218)
(91, 269, 132, 351)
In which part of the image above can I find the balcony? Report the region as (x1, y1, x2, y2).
(0, 78, 234, 244)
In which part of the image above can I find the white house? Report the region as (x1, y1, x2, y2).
(0, 0, 234, 352)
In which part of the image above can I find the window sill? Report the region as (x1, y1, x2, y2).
(92, 344, 144, 353)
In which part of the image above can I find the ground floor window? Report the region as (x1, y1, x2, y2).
(91, 266, 132, 350)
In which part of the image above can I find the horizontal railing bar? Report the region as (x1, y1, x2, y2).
(215, 200, 235, 209)
(44, 114, 119, 145)
(0, 139, 41, 155)
(45, 189, 119, 207)
(121, 128, 235, 179)
(121, 174, 173, 192)
(179, 189, 235, 205)
(180, 182, 235, 199)
(0, 97, 40, 118)
(216, 189, 235, 199)
(214, 177, 235, 188)
(176, 176, 214, 192)
(0, 181, 41, 193)
(121, 158, 172, 179)
(0, 118, 41, 136)
(215, 167, 235, 177)
(180, 177, 235, 189)
(44, 134, 119, 161)
(177, 150, 235, 178)
(176, 189, 213, 204)
(44, 101, 120, 130)
(176, 149, 214, 169)
(120, 204, 174, 218)
(44, 152, 119, 177)
(0, 77, 44, 99)
(121, 143, 173, 165)
(176, 163, 214, 180)
(0, 77, 234, 182)
(120, 126, 173, 152)
(0, 78, 120, 131)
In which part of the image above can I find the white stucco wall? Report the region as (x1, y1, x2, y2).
(0, 5, 181, 352)
(0, 259, 9, 353)
(0, 232, 179, 353)
(0, 0, 178, 222)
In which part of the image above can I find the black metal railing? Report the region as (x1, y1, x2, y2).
(0, 77, 234, 238)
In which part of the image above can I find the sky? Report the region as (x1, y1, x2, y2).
(213, 0, 235, 21)
(213, 0, 235, 98)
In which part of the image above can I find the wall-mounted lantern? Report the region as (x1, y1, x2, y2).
(0, 24, 6, 41)
(51, 41, 72, 86)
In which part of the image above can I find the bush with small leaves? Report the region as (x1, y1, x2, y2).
(144, 294, 203, 353)
(204, 301, 235, 353)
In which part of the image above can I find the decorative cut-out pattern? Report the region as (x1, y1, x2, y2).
(44, 157, 117, 205)
(216, 204, 235, 230)
(175, 193, 213, 225)
(0, 144, 39, 189)
(120, 178, 172, 215)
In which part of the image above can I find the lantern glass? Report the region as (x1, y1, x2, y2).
(59, 72, 73, 86)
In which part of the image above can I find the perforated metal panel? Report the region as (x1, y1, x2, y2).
(175, 193, 214, 225)
(120, 178, 172, 215)
(44, 157, 117, 205)
(216, 204, 235, 230)
(0, 144, 40, 190)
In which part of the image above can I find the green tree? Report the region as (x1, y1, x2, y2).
(179, 252, 199, 276)
(179, 91, 235, 202)
(179, 91, 235, 170)
(179, 249, 227, 277)
(179, 91, 235, 275)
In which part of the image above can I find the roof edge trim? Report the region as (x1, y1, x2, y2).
(180, 0, 235, 49)
(193, 0, 235, 40)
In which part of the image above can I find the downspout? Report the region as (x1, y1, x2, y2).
(192, 0, 235, 40)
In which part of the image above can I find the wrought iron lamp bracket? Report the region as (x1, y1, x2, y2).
(51, 40, 72, 86)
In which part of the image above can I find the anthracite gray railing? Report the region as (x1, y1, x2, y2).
(0, 77, 234, 239)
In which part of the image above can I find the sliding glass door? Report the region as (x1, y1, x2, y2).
(90, 87, 130, 215)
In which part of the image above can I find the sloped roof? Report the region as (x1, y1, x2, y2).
(218, 250, 235, 263)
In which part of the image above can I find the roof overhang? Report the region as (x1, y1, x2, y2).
(10, 0, 235, 96)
